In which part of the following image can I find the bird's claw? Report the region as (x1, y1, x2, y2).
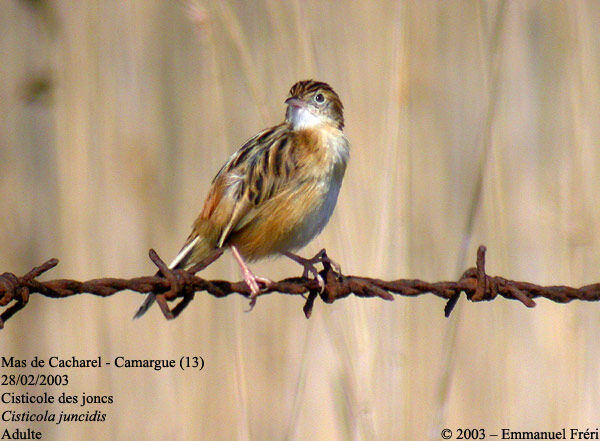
(284, 249, 341, 293)
(244, 274, 272, 311)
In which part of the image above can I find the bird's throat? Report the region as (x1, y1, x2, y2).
(287, 106, 323, 130)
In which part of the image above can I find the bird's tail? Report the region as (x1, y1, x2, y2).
(133, 227, 217, 319)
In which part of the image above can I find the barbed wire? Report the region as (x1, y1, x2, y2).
(0, 246, 597, 329)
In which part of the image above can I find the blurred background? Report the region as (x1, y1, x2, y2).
(1, 0, 600, 439)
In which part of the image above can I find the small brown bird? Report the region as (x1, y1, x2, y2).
(134, 80, 349, 318)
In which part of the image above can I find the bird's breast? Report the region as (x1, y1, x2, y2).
(228, 128, 349, 259)
(282, 130, 349, 250)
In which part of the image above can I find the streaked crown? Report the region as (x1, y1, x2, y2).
(285, 80, 344, 130)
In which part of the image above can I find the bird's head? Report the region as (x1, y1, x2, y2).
(285, 80, 344, 131)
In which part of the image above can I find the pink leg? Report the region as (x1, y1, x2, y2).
(231, 245, 271, 307)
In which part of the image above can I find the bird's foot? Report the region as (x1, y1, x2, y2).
(231, 245, 272, 310)
(284, 249, 341, 292)
(243, 272, 272, 310)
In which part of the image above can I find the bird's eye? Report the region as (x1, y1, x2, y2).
(314, 93, 325, 104)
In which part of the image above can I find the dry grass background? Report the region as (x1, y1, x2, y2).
(1, 0, 600, 439)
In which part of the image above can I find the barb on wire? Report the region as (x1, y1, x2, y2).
(0, 245, 598, 329)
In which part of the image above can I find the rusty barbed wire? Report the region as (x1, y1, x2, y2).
(0, 245, 598, 329)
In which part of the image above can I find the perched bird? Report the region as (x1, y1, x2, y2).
(134, 80, 349, 318)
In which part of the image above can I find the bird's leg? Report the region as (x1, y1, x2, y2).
(231, 245, 272, 308)
(284, 249, 342, 292)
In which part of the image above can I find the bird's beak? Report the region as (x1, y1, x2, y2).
(285, 97, 305, 108)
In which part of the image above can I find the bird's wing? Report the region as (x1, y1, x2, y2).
(197, 123, 301, 248)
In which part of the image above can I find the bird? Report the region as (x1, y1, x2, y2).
(134, 80, 349, 318)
